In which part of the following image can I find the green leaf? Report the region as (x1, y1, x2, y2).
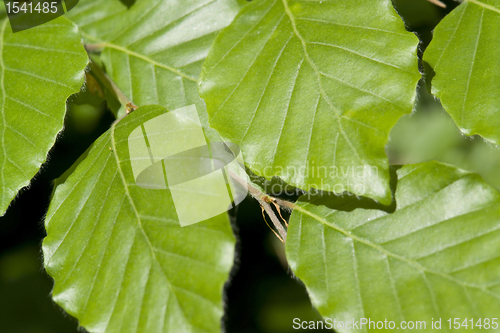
(95, 0, 244, 112)
(65, 0, 129, 43)
(43, 105, 236, 333)
(423, 0, 500, 145)
(70, 0, 245, 135)
(0, 17, 88, 215)
(45, 3, 246, 329)
(286, 161, 500, 331)
(199, 0, 421, 204)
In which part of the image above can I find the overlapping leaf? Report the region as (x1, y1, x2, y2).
(199, 0, 421, 204)
(85, 0, 245, 115)
(43, 3, 249, 330)
(287, 162, 500, 332)
(424, 0, 500, 145)
(68, 0, 246, 139)
(0, 17, 87, 215)
(65, 0, 129, 43)
(43, 106, 236, 333)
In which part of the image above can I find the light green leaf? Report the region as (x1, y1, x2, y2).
(286, 161, 500, 332)
(95, 0, 244, 114)
(0, 17, 88, 215)
(44, 3, 246, 329)
(65, 0, 129, 43)
(65, 0, 132, 118)
(423, 0, 500, 145)
(43, 105, 235, 333)
(199, 0, 421, 204)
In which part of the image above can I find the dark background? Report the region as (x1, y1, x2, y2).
(2, 0, 500, 332)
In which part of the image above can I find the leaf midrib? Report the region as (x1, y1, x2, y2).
(280, 0, 339, 120)
(280, 0, 363, 162)
(110, 120, 221, 332)
(110, 121, 164, 279)
(460, 6, 484, 125)
(295, 203, 500, 300)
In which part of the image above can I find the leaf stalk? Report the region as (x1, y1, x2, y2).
(86, 51, 138, 114)
(228, 170, 295, 242)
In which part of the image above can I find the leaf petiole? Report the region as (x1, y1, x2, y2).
(87, 60, 138, 115)
(426, 0, 447, 8)
(228, 170, 292, 241)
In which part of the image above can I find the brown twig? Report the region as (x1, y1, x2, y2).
(260, 206, 285, 243)
(427, 0, 447, 8)
(228, 170, 288, 241)
(86, 54, 138, 114)
(272, 201, 288, 228)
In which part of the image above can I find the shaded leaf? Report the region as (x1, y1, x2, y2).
(424, 0, 500, 145)
(200, 0, 421, 204)
(0, 17, 88, 215)
(43, 105, 235, 333)
(286, 161, 500, 332)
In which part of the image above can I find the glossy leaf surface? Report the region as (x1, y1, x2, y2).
(286, 162, 500, 332)
(0, 17, 87, 215)
(200, 0, 421, 204)
(97, 0, 244, 113)
(65, 0, 129, 43)
(424, 0, 500, 144)
(43, 105, 235, 333)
